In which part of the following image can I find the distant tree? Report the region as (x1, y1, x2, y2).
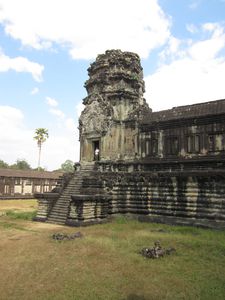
(10, 159, 31, 170)
(33, 167, 46, 172)
(60, 160, 74, 172)
(34, 128, 49, 171)
(0, 159, 9, 169)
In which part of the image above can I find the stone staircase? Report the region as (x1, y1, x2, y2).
(47, 162, 96, 225)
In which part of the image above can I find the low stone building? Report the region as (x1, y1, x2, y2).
(0, 169, 62, 199)
(35, 50, 225, 229)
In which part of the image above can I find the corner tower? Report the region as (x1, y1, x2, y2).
(79, 49, 150, 162)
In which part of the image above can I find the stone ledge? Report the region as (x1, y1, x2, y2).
(34, 192, 60, 199)
(137, 214, 225, 230)
(71, 194, 110, 202)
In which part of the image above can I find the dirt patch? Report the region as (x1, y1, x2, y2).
(28, 221, 65, 230)
(0, 199, 38, 212)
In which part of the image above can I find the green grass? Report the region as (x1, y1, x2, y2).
(0, 221, 28, 231)
(5, 209, 37, 220)
(0, 210, 37, 231)
(0, 210, 225, 299)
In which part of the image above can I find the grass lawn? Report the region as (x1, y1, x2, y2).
(0, 200, 225, 300)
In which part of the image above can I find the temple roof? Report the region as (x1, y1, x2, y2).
(142, 98, 225, 124)
(0, 168, 63, 179)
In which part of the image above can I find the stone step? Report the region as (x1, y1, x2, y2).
(48, 214, 68, 220)
(48, 212, 68, 217)
(49, 203, 69, 209)
(50, 207, 69, 212)
(49, 210, 69, 215)
(50, 204, 67, 210)
(48, 215, 67, 221)
(46, 167, 96, 224)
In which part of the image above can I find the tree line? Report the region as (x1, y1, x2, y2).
(0, 159, 34, 170)
(0, 158, 74, 173)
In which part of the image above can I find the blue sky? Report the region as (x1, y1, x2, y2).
(0, 0, 225, 170)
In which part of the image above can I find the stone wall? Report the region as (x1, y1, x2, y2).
(139, 114, 225, 160)
(67, 163, 225, 229)
(67, 194, 109, 226)
(102, 169, 225, 228)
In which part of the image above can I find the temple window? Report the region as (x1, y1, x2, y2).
(215, 134, 224, 151)
(208, 135, 214, 151)
(208, 134, 225, 152)
(25, 179, 32, 185)
(186, 135, 200, 153)
(166, 137, 179, 155)
(172, 137, 179, 154)
(146, 140, 150, 155)
(15, 178, 21, 185)
(187, 136, 192, 153)
(145, 139, 158, 156)
(195, 135, 200, 152)
(152, 139, 158, 155)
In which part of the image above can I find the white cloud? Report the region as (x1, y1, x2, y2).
(46, 97, 77, 135)
(30, 87, 39, 95)
(0, 105, 79, 170)
(159, 36, 181, 61)
(49, 108, 65, 119)
(45, 133, 79, 170)
(189, 24, 225, 61)
(65, 118, 76, 132)
(0, 49, 44, 81)
(145, 23, 225, 111)
(46, 96, 66, 120)
(0, 105, 35, 164)
(46, 96, 65, 119)
(186, 24, 198, 34)
(0, 0, 171, 59)
(46, 96, 58, 107)
(189, 0, 201, 10)
(0, 106, 24, 134)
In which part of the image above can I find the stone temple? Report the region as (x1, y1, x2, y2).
(35, 49, 225, 229)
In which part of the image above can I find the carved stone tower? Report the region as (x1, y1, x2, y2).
(79, 49, 150, 162)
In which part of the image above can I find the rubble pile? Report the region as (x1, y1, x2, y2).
(140, 241, 176, 259)
(52, 232, 83, 241)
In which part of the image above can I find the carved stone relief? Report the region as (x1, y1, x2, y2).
(79, 94, 113, 137)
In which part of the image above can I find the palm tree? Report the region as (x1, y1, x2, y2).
(34, 128, 49, 170)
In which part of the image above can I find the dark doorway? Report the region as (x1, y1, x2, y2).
(93, 140, 100, 161)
